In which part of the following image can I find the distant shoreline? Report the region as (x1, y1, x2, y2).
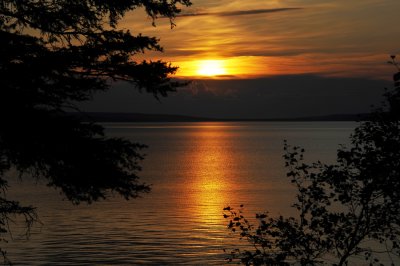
(72, 112, 370, 122)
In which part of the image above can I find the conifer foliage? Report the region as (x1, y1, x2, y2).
(0, 0, 191, 261)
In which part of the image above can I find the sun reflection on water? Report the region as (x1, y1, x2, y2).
(183, 124, 236, 226)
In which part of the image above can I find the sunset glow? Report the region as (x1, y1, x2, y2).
(196, 60, 226, 77)
(5, 0, 400, 264)
(173, 56, 269, 78)
(124, 0, 400, 80)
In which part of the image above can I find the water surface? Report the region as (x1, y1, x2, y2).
(7, 122, 356, 265)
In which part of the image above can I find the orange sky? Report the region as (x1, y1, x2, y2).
(122, 0, 400, 80)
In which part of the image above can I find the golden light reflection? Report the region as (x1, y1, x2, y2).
(184, 123, 235, 225)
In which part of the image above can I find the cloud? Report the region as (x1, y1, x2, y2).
(176, 8, 302, 18)
(81, 75, 390, 119)
(127, 1, 400, 81)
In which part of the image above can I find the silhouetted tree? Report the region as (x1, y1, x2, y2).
(0, 0, 191, 262)
(224, 57, 400, 265)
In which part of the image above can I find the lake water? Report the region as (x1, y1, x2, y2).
(6, 122, 357, 265)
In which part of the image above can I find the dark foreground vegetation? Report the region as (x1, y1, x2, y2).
(224, 58, 400, 265)
(0, 0, 191, 263)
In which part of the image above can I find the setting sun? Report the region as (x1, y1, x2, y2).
(174, 57, 266, 78)
(196, 60, 226, 76)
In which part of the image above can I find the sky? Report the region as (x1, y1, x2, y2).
(83, 0, 400, 119)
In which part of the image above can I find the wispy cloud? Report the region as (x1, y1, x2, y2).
(177, 8, 302, 18)
(124, 0, 400, 79)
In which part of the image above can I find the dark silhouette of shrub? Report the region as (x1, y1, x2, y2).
(224, 57, 400, 265)
(0, 0, 191, 262)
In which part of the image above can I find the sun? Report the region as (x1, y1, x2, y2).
(196, 60, 227, 77)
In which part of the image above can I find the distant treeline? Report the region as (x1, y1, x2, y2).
(71, 112, 372, 122)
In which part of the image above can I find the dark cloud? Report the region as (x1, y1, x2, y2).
(177, 8, 302, 18)
(161, 47, 312, 58)
(81, 75, 390, 119)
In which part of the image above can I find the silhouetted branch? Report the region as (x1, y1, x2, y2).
(224, 56, 400, 265)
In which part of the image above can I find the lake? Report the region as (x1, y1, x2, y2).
(6, 122, 356, 265)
